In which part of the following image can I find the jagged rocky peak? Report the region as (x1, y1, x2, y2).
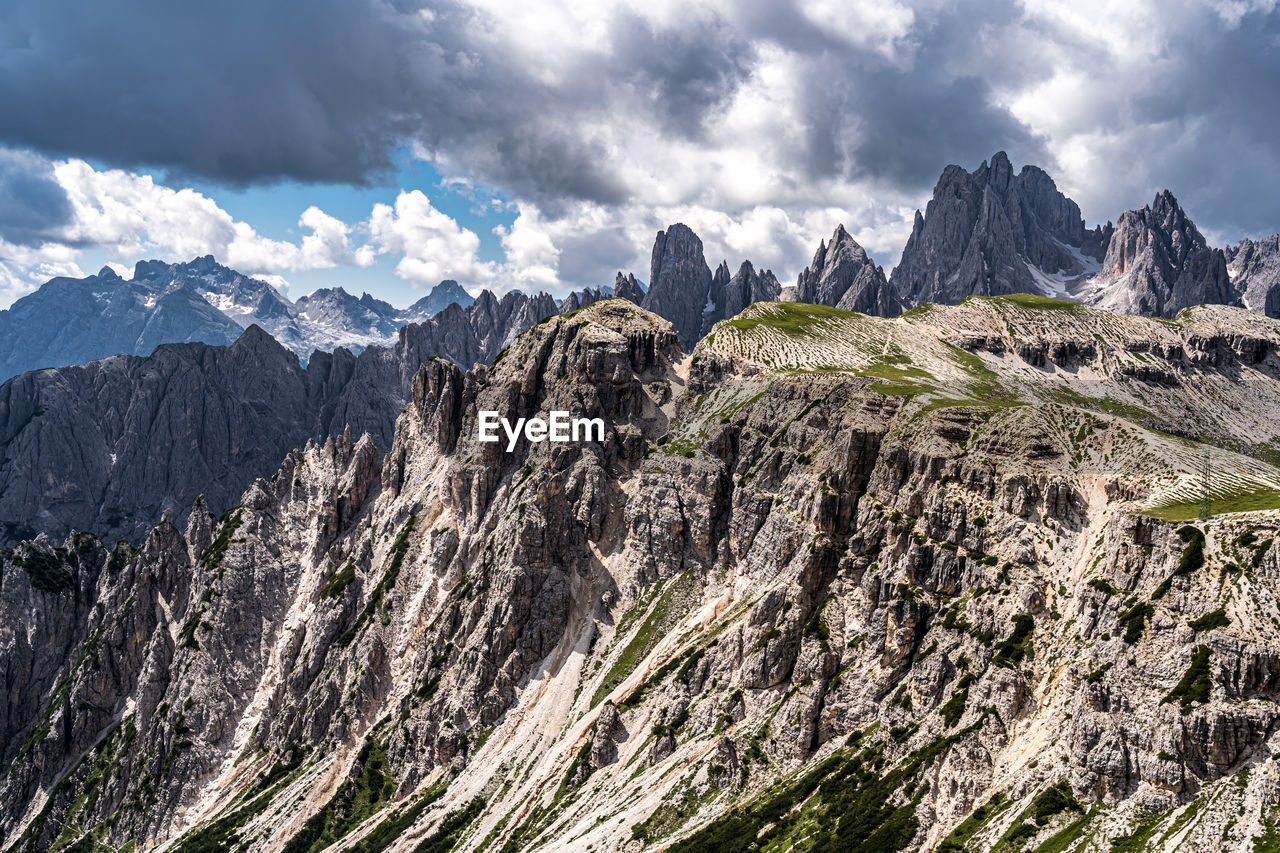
(891, 150, 1106, 306)
(642, 222, 714, 350)
(1227, 234, 1280, 318)
(559, 286, 609, 312)
(612, 271, 645, 304)
(406, 278, 476, 317)
(1082, 189, 1235, 317)
(794, 224, 902, 316)
(721, 260, 781, 320)
(639, 223, 785, 349)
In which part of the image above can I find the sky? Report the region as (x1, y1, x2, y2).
(1, 0, 1279, 308)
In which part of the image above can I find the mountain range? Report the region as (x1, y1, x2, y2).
(0, 287, 562, 546)
(6, 296, 1280, 851)
(0, 257, 478, 382)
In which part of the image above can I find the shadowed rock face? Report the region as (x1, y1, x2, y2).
(794, 224, 902, 316)
(1228, 235, 1280, 318)
(1083, 190, 1236, 317)
(642, 223, 716, 350)
(7, 299, 1280, 852)
(613, 271, 645, 304)
(641, 224, 780, 349)
(891, 151, 1111, 306)
(0, 263, 246, 383)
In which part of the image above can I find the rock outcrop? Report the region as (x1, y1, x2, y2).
(640, 224, 780, 349)
(1228, 235, 1280, 319)
(612, 271, 645, 305)
(1080, 190, 1236, 317)
(794, 224, 902, 315)
(642, 223, 716, 350)
(891, 151, 1110, 306)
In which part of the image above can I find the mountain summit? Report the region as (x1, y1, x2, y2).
(1078, 189, 1235, 317)
(791, 224, 902, 315)
(891, 151, 1111, 306)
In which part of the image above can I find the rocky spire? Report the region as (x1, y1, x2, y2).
(1227, 234, 1280, 318)
(720, 261, 781, 321)
(613, 271, 645, 305)
(641, 223, 714, 350)
(794, 225, 902, 316)
(1081, 190, 1235, 317)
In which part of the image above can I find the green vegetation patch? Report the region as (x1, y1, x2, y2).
(10, 544, 76, 593)
(937, 792, 1010, 852)
(320, 560, 357, 599)
(1189, 608, 1229, 632)
(723, 301, 859, 337)
(992, 614, 1035, 668)
(592, 571, 698, 709)
(939, 673, 975, 728)
(995, 780, 1085, 850)
(1145, 487, 1280, 522)
(337, 515, 418, 646)
(1120, 602, 1154, 644)
(976, 293, 1084, 312)
(1153, 526, 1205, 599)
(665, 719, 989, 853)
(171, 750, 307, 853)
(199, 507, 245, 573)
(1163, 646, 1213, 713)
(346, 783, 448, 853)
(281, 739, 397, 853)
(411, 797, 485, 853)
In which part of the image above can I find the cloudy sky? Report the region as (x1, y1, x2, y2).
(1, 0, 1278, 307)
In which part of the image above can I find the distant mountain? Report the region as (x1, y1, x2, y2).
(790, 224, 902, 315)
(0, 263, 245, 381)
(1077, 190, 1235, 317)
(0, 287, 564, 546)
(891, 151, 1111, 306)
(1227, 235, 1280, 318)
(0, 258, 490, 382)
(613, 271, 645, 304)
(406, 279, 475, 317)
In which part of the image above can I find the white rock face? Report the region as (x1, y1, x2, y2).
(6, 298, 1280, 853)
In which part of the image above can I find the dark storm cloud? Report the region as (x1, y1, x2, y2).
(4, 0, 1280, 245)
(0, 149, 72, 246)
(0, 0, 424, 185)
(744, 0, 1050, 194)
(606, 10, 756, 140)
(0, 0, 753, 209)
(1109, 6, 1280, 240)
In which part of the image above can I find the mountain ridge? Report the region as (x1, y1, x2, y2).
(6, 298, 1280, 850)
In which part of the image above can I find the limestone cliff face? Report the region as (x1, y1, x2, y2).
(1228, 234, 1280, 318)
(642, 224, 715, 350)
(1081, 190, 1236, 317)
(6, 298, 1280, 853)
